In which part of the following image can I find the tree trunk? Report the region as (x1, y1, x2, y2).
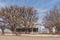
(1, 28, 4, 35)
(49, 28, 52, 34)
(25, 28, 28, 34)
(32, 28, 33, 33)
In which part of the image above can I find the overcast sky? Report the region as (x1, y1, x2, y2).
(0, 0, 60, 24)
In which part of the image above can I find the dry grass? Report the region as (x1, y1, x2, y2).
(0, 35, 60, 40)
(0, 32, 59, 40)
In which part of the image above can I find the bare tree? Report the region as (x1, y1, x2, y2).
(0, 5, 38, 35)
(43, 7, 60, 33)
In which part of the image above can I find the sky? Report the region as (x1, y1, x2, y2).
(0, 0, 60, 24)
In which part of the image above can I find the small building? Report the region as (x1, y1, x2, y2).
(16, 27, 38, 34)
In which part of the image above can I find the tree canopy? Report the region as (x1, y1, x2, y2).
(43, 7, 60, 33)
(0, 5, 38, 34)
